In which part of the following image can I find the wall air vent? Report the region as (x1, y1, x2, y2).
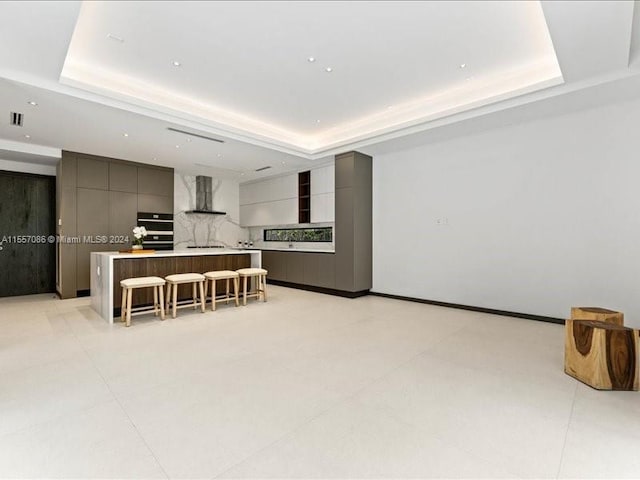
(255, 166, 272, 172)
(10, 112, 23, 127)
(166, 127, 224, 143)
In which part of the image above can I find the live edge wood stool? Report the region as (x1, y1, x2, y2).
(204, 270, 240, 311)
(120, 276, 166, 327)
(565, 317, 639, 391)
(236, 268, 268, 306)
(165, 273, 206, 319)
(570, 307, 624, 326)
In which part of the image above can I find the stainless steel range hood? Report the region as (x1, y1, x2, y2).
(185, 175, 226, 215)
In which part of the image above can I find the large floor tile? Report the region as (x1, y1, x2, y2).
(0, 353, 113, 437)
(558, 415, 640, 478)
(119, 353, 344, 478)
(0, 401, 166, 479)
(221, 397, 517, 479)
(354, 352, 575, 478)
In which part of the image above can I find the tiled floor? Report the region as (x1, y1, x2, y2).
(0, 286, 638, 479)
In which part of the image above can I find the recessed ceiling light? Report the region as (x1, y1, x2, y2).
(459, 63, 467, 69)
(217, 153, 222, 157)
(240, 173, 245, 176)
(316, 119, 321, 123)
(153, 157, 157, 161)
(325, 67, 333, 73)
(281, 161, 286, 165)
(106, 33, 124, 43)
(175, 145, 180, 148)
(307, 57, 315, 63)
(186, 138, 191, 142)
(123, 133, 129, 137)
(27, 101, 37, 106)
(172, 60, 181, 67)
(24, 134, 30, 139)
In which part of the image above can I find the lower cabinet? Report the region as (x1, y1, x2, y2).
(261, 251, 287, 281)
(261, 250, 335, 289)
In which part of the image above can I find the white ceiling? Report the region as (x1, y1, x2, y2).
(0, 77, 315, 181)
(0, 1, 638, 181)
(61, 1, 561, 154)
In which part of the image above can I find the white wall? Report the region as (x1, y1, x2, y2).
(0, 159, 56, 176)
(373, 97, 640, 326)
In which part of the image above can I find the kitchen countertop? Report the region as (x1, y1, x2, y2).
(93, 248, 261, 259)
(257, 247, 335, 254)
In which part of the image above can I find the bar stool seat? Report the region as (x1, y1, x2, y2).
(166, 273, 206, 283)
(204, 270, 240, 310)
(165, 273, 206, 318)
(236, 268, 268, 305)
(120, 276, 165, 327)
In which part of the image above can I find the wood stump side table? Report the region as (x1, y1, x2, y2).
(564, 319, 639, 390)
(570, 307, 624, 326)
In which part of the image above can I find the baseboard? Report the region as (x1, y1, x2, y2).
(267, 279, 369, 298)
(370, 291, 565, 325)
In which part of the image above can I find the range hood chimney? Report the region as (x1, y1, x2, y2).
(185, 175, 226, 215)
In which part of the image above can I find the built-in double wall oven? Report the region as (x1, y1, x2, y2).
(136, 212, 174, 250)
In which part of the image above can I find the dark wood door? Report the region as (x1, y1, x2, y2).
(0, 171, 55, 296)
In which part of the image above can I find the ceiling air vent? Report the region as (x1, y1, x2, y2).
(255, 166, 272, 172)
(166, 127, 224, 143)
(10, 112, 23, 127)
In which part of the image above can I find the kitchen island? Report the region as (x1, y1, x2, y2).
(90, 249, 262, 323)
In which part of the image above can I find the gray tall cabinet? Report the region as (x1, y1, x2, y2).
(57, 151, 174, 298)
(334, 151, 372, 294)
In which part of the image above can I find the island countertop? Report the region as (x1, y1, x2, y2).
(90, 249, 261, 324)
(93, 248, 261, 259)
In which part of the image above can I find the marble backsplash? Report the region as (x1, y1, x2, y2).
(173, 173, 249, 249)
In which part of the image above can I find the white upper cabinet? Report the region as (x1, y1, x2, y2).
(240, 173, 298, 226)
(310, 164, 335, 223)
(310, 192, 335, 223)
(310, 164, 334, 195)
(239, 163, 335, 227)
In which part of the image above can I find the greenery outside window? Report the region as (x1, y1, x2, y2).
(264, 227, 332, 242)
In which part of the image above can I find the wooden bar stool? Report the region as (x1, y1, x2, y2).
(236, 268, 268, 306)
(204, 270, 240, 311)
(165, 273, 206, 318)
(120, 276, 166, 327)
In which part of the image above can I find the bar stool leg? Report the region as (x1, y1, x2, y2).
(207, 280, 212, 311)
(166, 283, 171, 312)
(212, 279, 217, 311)
(158, 285, 165, 320)
(192, 283, 197, 310)
(153, 286, 159, 316)
(172, 283, 178, 319)
(125, 288, 133, 327)
(234, 277, 239, 306)
(243, 275, 248, 306)
(262, 274, 267, 302)
(226, 279, 230, 305)
(121, 287, 127, 322)
(199, 280, 205, 313)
